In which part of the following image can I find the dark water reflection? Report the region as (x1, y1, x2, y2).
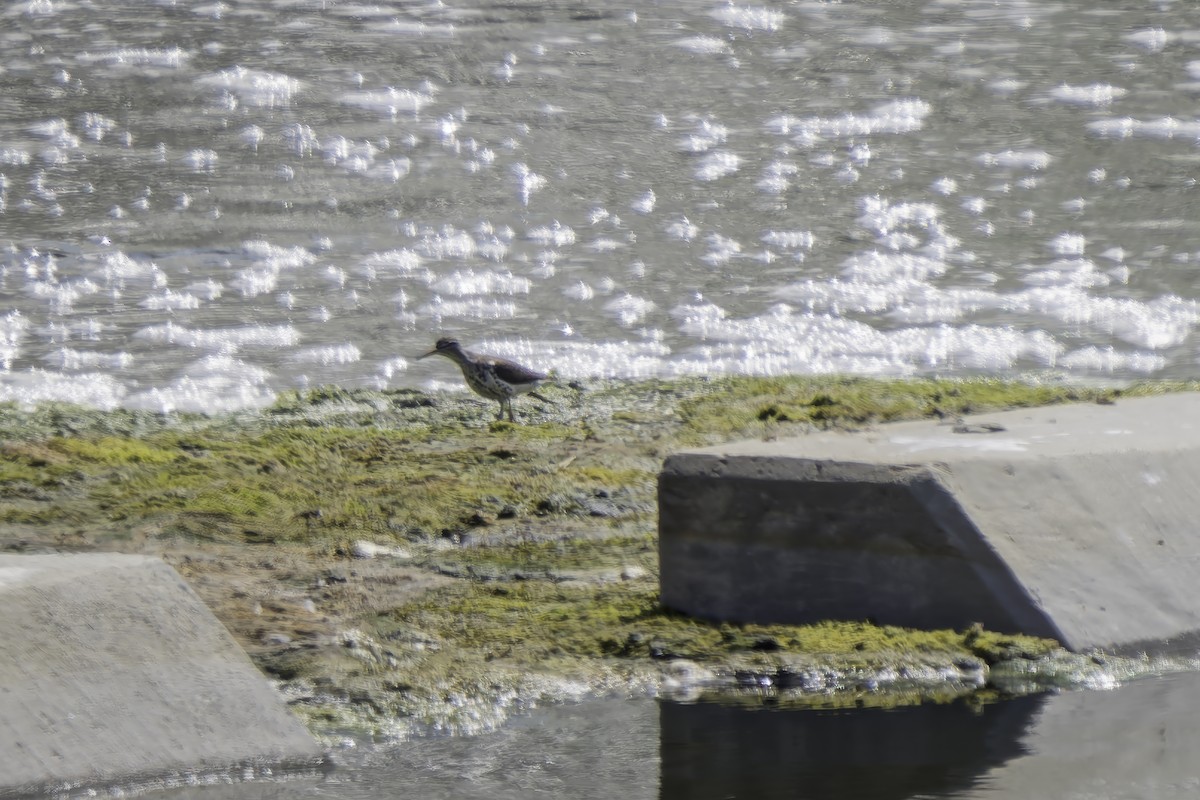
(147, 670, 1200, 799)
(659, 695, 1042, 800)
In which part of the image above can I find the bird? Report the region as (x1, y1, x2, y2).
(418, 337, 550, 422)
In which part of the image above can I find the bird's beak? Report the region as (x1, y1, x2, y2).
(416, 348, 437, 360)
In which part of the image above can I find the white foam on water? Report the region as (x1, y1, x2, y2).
(76, 47, 190, 69)
(1087, 116, 1200, 140)
(198, 66, 302, 108)
(232, 268, 278, 298)
(375, 356, 409, 383)
(665, 217, 700, 242)
(362, 249, 424, 277)
(694, 151, 740, 181)
(1059, 346, 1165, 374)
(429, 269, 531, 297)
(1012, 289, 1200, 350)
(282, 123, 320, 156)
(671, 341, 917, 379)
(241, 241, 319, 272)
(531, 339, 672, 380)
(139, 290, 202, 310)
(0, 369, 127, 410)
(416, 297, 518, 321)
(702, 234, 742, 266)
(562, 282, 593, 302)
(27, 277, 100, 314)
(513, 163, 547, 205)
(961, 197, 987, 215)
(855, 197, 945, 237)
(0, 311, 30, 369)
(183, 149, 218, 171)
(761, 230, 814, 251)
(525, 222, 576, 247)
(1124, 27, 1171, 51)
(1021, 258, 1110, 289)
(1048, 232, 1086, 256)
(1048, 83, 1127, 106)
(675, 302, 1065, 374)
(604, 294, 657, 328)
(192, 2, 230, 19)
(765, 99, 932, 139)
(631, 190, 656, 214)
(777, 278, 924, 315)
(584, 238, 622, 255)
(673, 36, 730, 55)
(710, 4, 785, 31)
(124, 372, 276, 413)
(757, 161, 798, 194)
(41, 348, 132, 370)
(27, 118, 77, 145)
(133, 322, 302, 352)
(291, 344, 362, 365)
(326, 4, 398, 18)
(677, 117, 728, 153)
(10, 0, 61, 17)
(931, 177, 958, 196)
(77, 112, 119, 142)
(320, 136, 407, 179)
(183, 279, 223, 301)
(841, 251, 948, 283)
(887, 324, 1063, 370)
(0, 147, 31, 166)
(886, 286, 1005, 324)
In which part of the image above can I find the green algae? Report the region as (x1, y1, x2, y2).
(1, 375, 1186, 737)
(389, 579, 1056, 665)
(674, 375, 1132, 441)
(0, 374, 1162, 548)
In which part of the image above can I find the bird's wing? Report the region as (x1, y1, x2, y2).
(489, 357, 546, 384)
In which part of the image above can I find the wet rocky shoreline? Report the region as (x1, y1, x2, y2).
(0, 376, 1188, 742)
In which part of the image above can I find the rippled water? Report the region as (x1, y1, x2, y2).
(3, 0, 1200, 413)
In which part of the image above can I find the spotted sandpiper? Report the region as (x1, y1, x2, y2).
(418, 337, 550, 422)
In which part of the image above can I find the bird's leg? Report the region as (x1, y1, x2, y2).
(505, 399, 515, 422)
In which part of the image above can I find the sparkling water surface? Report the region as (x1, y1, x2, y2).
(4, 0, 1200, 412)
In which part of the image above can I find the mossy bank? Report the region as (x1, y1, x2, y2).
(0, 376, 1191, 740)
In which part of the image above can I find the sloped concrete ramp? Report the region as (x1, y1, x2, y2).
(659, 393, 1200, 653)
(0, 553, 322, 797)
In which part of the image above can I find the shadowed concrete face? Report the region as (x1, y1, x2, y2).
(0, 554, 322, 797)
(659, 393, 1200, 653)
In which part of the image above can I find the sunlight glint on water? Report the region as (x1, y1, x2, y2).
(2, 1, 1200, 412)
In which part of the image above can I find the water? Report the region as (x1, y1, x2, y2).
(3, 0, 1200, 412)
(139, 671, 1200, 799)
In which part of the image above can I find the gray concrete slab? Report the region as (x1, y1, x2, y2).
(659, 393, 1200, 652)
(0, 553, 323, 797)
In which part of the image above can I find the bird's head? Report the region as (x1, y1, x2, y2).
(418, 337, 464, 361)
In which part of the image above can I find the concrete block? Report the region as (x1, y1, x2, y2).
(659, 393, 1200, 652)
(0, 554, 323, 797)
